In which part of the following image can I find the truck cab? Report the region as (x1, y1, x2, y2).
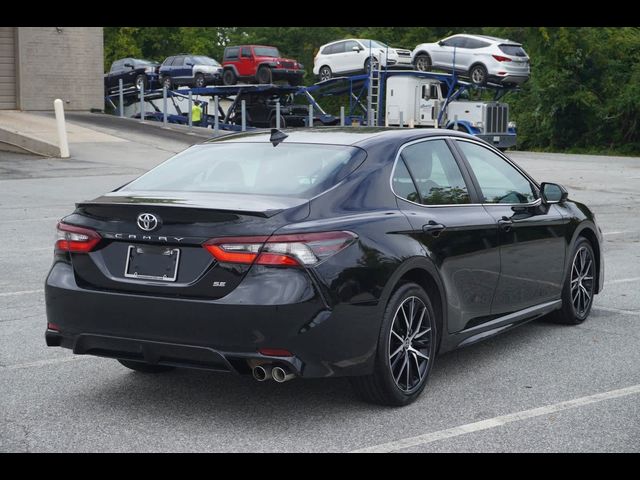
(385, 75, 517, 149)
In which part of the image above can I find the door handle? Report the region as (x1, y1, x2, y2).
(498, 216, 513, 232)
(422, 221, 446, 237)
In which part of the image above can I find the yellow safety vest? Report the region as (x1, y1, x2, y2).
(192, 103, 202, 123)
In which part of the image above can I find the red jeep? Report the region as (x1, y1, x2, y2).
(222, 45, 305, 86)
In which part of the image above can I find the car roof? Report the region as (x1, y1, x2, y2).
(452, 33, 519, 45)
(203, 127, 479, 150)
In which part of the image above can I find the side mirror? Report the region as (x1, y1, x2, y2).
(186, 62, 194, 66)
(124, 63, 133, 68)
(541, 182, 568, 204)
(438, 40, 445, 47)
(352, 46, 361, 52)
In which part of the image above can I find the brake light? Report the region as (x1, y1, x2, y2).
(492, 55, 512, 62)
(55, 222, 101, 253)
(203, 231, 357, 267)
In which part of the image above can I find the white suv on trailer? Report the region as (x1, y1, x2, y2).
(313, 39, 412, 81)
(411, 34, 530, 86)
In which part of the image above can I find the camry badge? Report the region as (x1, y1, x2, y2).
(137, 213, 160, 232)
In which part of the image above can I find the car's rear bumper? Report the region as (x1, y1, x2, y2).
(45, 261, 379, 378)
(271, 69, 304, 80)
(491, 73, 529, 85)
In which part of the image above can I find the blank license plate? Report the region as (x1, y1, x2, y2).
(124, 245, 180, 282)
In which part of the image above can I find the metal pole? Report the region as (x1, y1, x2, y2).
(399, 111, 404, 128)
(188, 91, 193, 128)
(139, 82, 144, 123)
(53, 99, 70, 158)
(214, 95, 219, 134)
(163, 86, 168, 127)
(276, 101, 281, 129)
(340, 106, 345, 126)
(241, 99, 246, 131)
(118, 79, 124, 118)
(308, 104, 313, 127)
(454, 114, 458, 130)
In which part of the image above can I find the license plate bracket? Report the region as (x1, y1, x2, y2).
(124, 245, 180, 282)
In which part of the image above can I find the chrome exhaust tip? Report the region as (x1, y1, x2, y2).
(272, 366, 295, 383)
(253, 365, 272, 382)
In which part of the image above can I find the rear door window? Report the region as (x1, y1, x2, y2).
(396, 139, 471, 205)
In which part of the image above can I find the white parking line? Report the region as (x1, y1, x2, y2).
(593, 306, 640, 317)
(0, 289, 42, 297)
(606, 277, 640, 285)
(351, 384, 640, 453)
(0, 356, 87, 371)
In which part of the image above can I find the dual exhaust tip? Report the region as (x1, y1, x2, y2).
(252, 364, 295, 383)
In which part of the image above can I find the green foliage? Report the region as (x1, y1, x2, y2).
(104, 27, 640, 154)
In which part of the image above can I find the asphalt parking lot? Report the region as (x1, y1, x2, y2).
(1, 122, 639, 452)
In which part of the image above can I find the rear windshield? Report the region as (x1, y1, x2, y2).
(121, 143, 366, 198)
(498, 44, 527, 57)
(254, 47, 280, 57)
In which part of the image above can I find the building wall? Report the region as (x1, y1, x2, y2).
(0, 27, 17, 109)
(16, 27, 103, 111)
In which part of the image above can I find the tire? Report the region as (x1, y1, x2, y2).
(414, 53, 432, 72)
(118, 359, 175, 373)
(194, 73, 205, 88)
(223, 69, 237, 86)
(270, 115, 286, 128)
(319, 66, 332, 81)
(135, 75, 148, 91)
(161, 76, 173, 90)
(256, 66, 272, 84)
(548, 237, 597, 325)
(350, 282, 437, 406)
(364, 57, 380, 74)
(469, 64, 488, 86)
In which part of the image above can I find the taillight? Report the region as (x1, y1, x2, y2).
(203, 231, 357, 267)
(55, 222, 101, 253)
(492, 55, 512, 62)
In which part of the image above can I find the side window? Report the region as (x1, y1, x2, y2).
(392, 159, 420, 203)
(466, 38, 490, 49)
(173, 56, 185, 66)
(441, 36, 461, 47)
(241, 47, 252, 58)
(332, 41, 346, 54)
(456, 141, 537, 204)
(400, 140, 470, 205)
(163, 57, 173, 66)
(225, 47, 239, 60)
(344, 40, 360, 52)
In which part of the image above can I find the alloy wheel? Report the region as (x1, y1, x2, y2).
(415, 56, 430, 71)
(388, 296, 432, 393)
(320, 67, 331, 81)
(471, 67, 485, 85)
(571, 246, 594, 317)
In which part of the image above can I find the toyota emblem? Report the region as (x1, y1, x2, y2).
(137, 213, 160, 232)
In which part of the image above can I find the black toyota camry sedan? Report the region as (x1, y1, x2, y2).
(45, 128, 604, 406)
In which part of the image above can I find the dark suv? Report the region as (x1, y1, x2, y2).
(159, 54, 223, 89)
(104, 58, 159, 93)
(226, 89, 339, 128)
(222, 45, 305, 86)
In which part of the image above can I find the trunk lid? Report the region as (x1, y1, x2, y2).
(65, 192, 309, 299)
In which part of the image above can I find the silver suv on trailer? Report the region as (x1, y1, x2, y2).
(411, 34, 530, 86)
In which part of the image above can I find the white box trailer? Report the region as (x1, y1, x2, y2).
(385, 75, 516, 149)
